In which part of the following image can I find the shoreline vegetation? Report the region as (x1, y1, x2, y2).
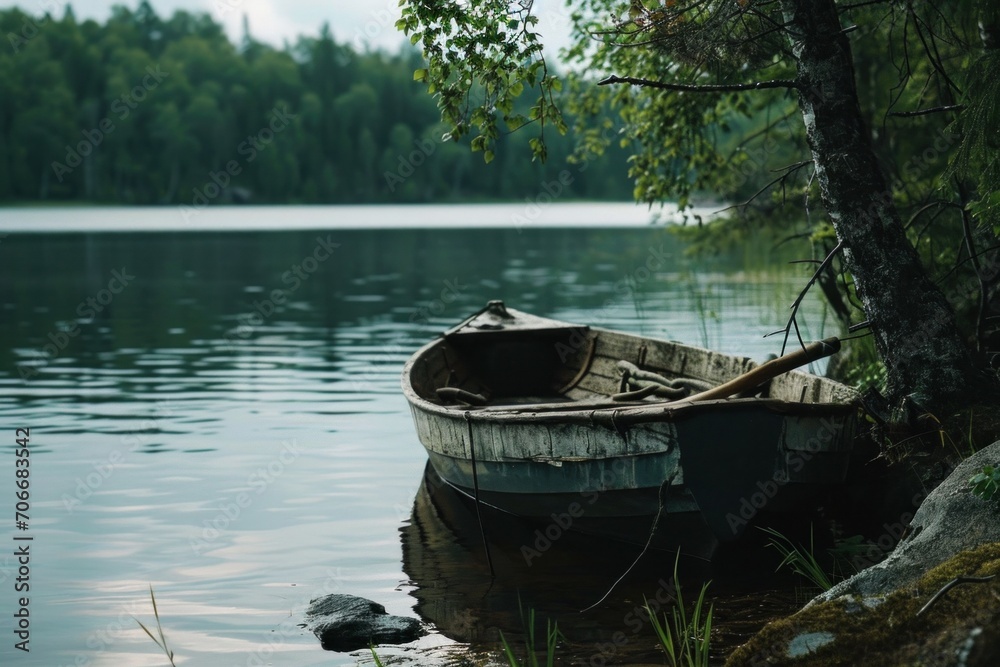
(0, 4, 636, 207)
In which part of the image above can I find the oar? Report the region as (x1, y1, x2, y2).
(673, 337, 841, 404)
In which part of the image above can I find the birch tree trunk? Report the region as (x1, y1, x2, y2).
(781, 0, 983, 409)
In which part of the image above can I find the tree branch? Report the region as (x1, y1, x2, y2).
(955, 178, 990, 354)
(717, 160, 813, 214)
(765, 241, 844, 355)
(839, 0, 892, 11)
(598, 74, 799, 93)
(916, 575, 996, 617)
(888, 104, 965, 117)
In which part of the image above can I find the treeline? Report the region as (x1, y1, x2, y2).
(0, 3, 633, 205)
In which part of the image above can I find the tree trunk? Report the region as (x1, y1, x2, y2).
(781, 0, 983, 409)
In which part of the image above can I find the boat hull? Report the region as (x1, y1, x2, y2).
(402, 303, 858, 558)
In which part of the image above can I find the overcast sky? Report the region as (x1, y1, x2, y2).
(2, 0, 574, 53)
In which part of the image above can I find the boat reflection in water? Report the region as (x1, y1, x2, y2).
(400, 463, 806, 665)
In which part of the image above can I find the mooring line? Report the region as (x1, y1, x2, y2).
(465, 410, 496, 579)
(580, 472, 676, 613)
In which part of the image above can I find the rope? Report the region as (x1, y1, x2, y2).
(465, 411, 495, 579)
(580, 472, 676, 613)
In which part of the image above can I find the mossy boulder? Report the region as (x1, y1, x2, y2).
(725, 543, 1000, 666)
(812, 441, 1000, 603)
(726, 441, 1000, 666)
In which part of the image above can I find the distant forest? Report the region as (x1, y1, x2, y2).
(0, 3, 634, 205)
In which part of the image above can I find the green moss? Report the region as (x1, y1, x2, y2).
(725, 543, 1000, 666)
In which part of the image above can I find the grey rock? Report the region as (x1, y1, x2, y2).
(786, 631, 836, 658)
(812, 441, 1000, 605)
(304, 593, 425, 652)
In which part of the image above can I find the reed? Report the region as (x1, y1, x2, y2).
(133, 585, 177, 667)
(499, 605, 561, 667)
(761, 525, 835, 591)
(646, 551, 714, 667)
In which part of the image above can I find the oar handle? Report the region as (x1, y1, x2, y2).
(678, 337, 841, 404)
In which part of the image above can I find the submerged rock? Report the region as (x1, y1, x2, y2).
(304, 593, 425, 652)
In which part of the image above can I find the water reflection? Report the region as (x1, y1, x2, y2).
(0, 217, 831, 665)
(401, 463, 805, 665)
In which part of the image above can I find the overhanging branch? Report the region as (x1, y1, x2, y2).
(765, 241, 845, 355)
(888, 104, 965, 117)
(598, 74, 799, 93)
(717, 160, 813, 214)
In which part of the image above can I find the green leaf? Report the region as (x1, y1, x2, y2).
(413, 68, 427, 82)
(484, 150, 495, 164)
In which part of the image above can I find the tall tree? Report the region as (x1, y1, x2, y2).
(399, 0, 999, 413)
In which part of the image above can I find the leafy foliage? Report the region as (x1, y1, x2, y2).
(949, 50, 1000, 234)
(969, 464, 1000, 502)
(401, 0, 1000, 394)
(398, 0, 567, 164)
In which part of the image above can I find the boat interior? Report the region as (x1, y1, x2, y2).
(407, 303, 853, 411)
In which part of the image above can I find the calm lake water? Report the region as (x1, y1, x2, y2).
(0, 204, 832, 666)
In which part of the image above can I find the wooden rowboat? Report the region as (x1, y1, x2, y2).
(402, 301, 858, 559)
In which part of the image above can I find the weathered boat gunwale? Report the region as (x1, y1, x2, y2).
(402, 326, 858, 429)
(402, 304, 859, 555)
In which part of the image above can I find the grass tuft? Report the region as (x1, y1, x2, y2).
(646, 551, 714, 667)
(499, 604, 561, 667)
(133, 585, 177, 666)
(761, 525, 835, 591)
